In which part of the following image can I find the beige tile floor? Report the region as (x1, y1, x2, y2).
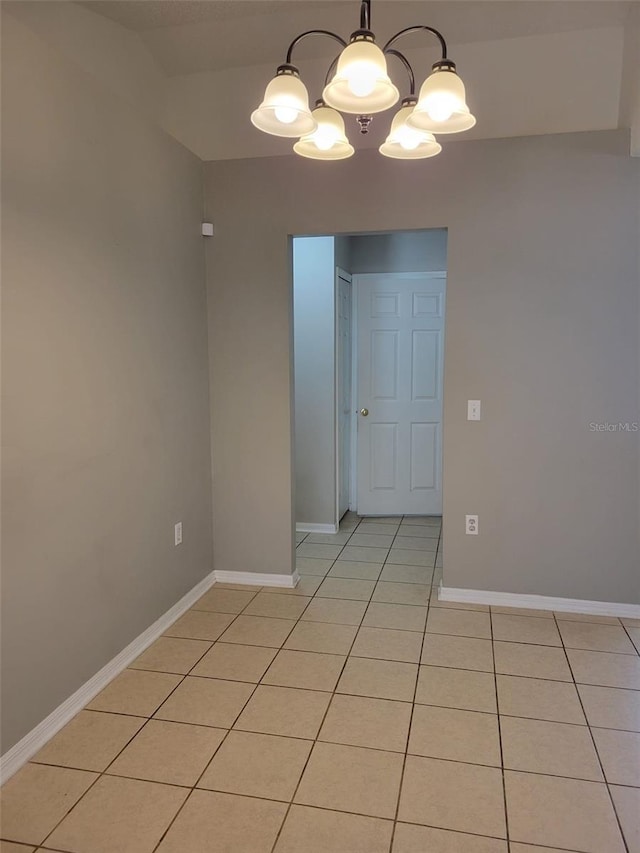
(2, 513, 639, 852)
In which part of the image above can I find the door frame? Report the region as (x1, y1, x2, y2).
(335, 267, 353, 524)
(350, 270, 447, 516)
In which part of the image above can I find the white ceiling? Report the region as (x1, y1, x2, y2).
(79, 1, 344, 32)
(79, 1, 633, 76)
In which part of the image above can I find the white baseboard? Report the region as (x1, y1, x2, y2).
(438, 585, 640, 619)
(214, 570, 299, 588)
(296, 523, 338, 534)
(0, 569, 216, 786)
(1, 566, 300, 784)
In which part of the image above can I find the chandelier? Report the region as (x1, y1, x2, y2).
(251, 0, 476, 160)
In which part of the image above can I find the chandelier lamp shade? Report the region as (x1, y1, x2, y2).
(250, 0, 476, 160)
(379, 98, 442, 159)
(250, 66, 316, 137)
(322, 34, 399, 114)
(408, 60, 476, 133)
(293, 101, 355, 160)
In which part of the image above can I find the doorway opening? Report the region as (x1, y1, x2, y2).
(293, 229, 447, 561)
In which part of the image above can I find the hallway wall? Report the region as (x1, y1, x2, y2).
(293, 236, 337, 530)
(204, 130, 640, 605)
(1, 12, 212, 752)
(348, 230, 448, 274)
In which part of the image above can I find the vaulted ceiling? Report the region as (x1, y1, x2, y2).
(7, 1, 639, 159)
(81, 0, 632, 75)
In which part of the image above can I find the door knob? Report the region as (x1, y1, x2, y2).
(360, 408, 369, 417)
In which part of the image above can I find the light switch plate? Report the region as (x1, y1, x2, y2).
(467, 400, 481, 421)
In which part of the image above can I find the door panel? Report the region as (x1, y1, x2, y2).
(370, 423, 397, 490)
(371, 331, 399, 399)
(356, 272, 445, 515)
(411, 330, 440, 400)
(410, 422, 438, 489)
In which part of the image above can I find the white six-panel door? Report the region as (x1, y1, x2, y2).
(355, 272, 446, 515)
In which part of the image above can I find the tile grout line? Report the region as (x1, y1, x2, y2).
(434, 522, 443, 583)
(217, 602, 640, 656)
(296, 515, 359, 585)
(386, 513, 412, 853)
(267, 514, 432, 852)
(35, 514, 431, 852)
(489, 607, 511, 851)
(25, 637, 639, 775)
(27, 800, 606, 852)
(35, 817, 587, 853)
(553, 611, 631, 853)
(33, 590, 275, 852)
(30, 696, 640, 740)
(389, 513, 432, 853)
(27, 572, 634, 793)
(2, 515, 628, 853)
(31, 599, 263, 852)
(22, 519, 638, 852)
(246, 518, 369, 852)
(31, 588, 250, 851)
(267, 518, 372, 853)
(149, 584, 316, 853)
(365, 515, 414, 637)
(619, 620, 640, 656)
(31, 749, 630, 788)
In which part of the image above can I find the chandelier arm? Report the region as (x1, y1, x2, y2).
(385, 48, 415, 96)
(360, 0, 371, 30)
(324, 54, 340, 87)
(383, 26, 448, 60)
(285, 30, 347, 65)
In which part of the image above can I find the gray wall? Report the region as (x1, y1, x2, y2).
(293, 237, 337, 529)
(204, 130, 640, 604)
(1, 13, 213, 751)
(349, 230, 448, 274)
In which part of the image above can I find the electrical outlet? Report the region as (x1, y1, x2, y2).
(465, 514, 478, 535)
(174, 522, 183, 546)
